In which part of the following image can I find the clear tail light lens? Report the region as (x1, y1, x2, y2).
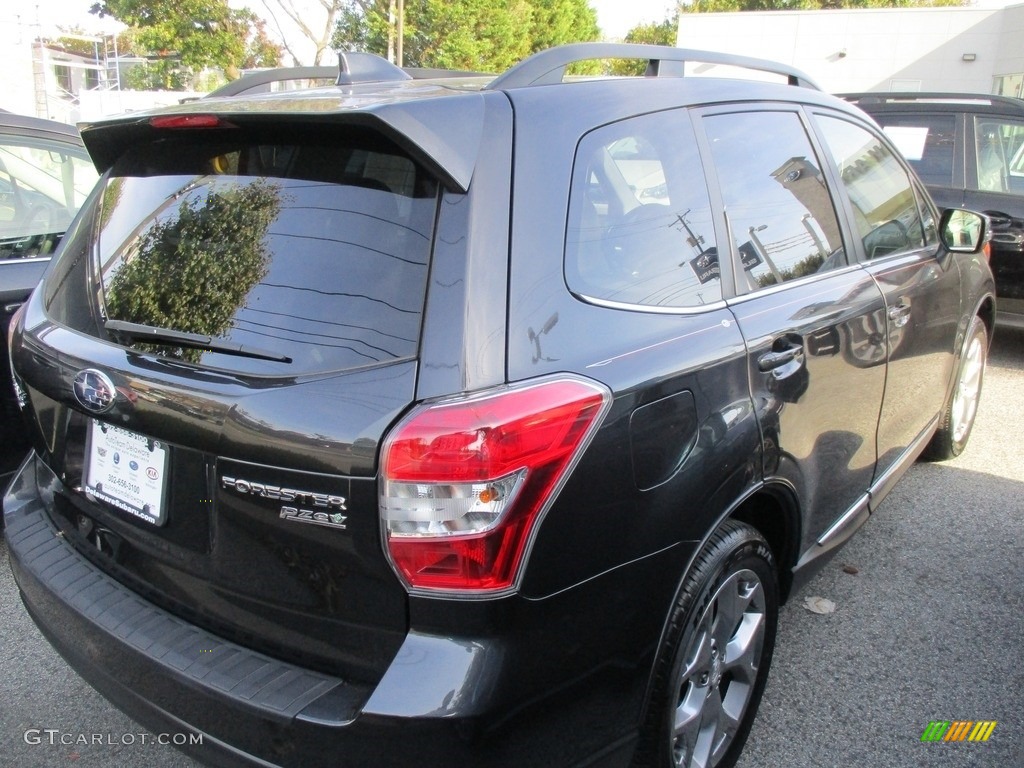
(380, 376, 610, 593)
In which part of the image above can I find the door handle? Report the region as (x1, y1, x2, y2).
(888, 302, 911, 328)
(758, 340, 805, 372)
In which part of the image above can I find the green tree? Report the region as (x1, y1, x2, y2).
(105, 179, 282, 362)
(90, 0, 279, 86)
(240, 14, 283, 71)
(122, 57, 190, 90)
(623, 19, 678, 46)
(406, 0, 535, 71)
(606, 18, 679, 75)
(528, 0, 601, 53)
(332, 0, 599, 72)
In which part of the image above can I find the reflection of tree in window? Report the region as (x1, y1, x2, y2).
(105, 179, 281, 363)
(98, 177, 124, 231)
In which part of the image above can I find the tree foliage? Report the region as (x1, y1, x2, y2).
(331, 0, 599, 72)
(90, 0, 280, 87)
(606, 18, 679, 75)
(528, 0, 602, 53)
(105, 179, 282, 362)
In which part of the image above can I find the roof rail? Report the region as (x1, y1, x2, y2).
(336, 52, 411, 85)
(841, 92, 1024, 110)
(484, 43, 821, 91)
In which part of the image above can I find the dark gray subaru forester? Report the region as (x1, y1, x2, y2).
(4, 44, 995, 768)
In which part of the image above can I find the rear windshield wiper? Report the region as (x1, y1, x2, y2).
(104, 319, 292, 364)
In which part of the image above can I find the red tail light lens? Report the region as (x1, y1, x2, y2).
(380, 377, 610, 593)
(150, 115, 230, 130)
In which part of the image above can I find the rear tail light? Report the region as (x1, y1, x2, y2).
(379, 376, 611, 594)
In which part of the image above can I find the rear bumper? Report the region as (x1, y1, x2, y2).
(4, 453, 648, 768)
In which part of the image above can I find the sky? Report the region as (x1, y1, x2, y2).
(590, 0, 677, 39)
(3, 2, 125, 38)
(7, 0, 1019, 50)
(7, 1, 679, 41)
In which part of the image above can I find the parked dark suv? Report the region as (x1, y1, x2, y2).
(843, 92, 1024, 329)
(4, 45, 995, 768)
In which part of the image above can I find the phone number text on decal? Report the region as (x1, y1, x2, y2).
(105, 475, 141, 496)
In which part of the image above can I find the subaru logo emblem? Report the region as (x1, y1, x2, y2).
(73, 369, 117, 413)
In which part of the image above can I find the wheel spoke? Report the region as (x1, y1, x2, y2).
(724, 611, 765, 684)
(952, 337, 985, 441)
(711, 573, 759, 648)
(672, 567, 768, 768)
(673, 680, 708, 764)
(679, 626, 713, 682)
(690, 688, 724, 768)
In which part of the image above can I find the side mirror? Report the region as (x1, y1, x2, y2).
(939, 209, 988, 254)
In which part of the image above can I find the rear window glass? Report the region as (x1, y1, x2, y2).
(49, 128, 438, 375)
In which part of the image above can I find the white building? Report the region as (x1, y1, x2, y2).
(0, 19, 198, 123)
(676, 4, 1024, 95)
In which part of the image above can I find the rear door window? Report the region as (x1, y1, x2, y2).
(702, 109, 847, 291)
(50, 128, 439, 375)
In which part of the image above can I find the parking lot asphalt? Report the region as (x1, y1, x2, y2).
(736, 325, 1024, 768)
(1, 328, 1022, 768)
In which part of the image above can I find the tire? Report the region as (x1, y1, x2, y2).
(636, 520, 778, 768)
(923, 315, 987, 461)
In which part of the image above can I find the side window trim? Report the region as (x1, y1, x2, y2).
(689, 106, 737, 300)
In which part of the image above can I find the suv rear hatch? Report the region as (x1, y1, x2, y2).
(11, 115, 446, 684)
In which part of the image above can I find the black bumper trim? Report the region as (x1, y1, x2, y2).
(5, 476, 351, 723)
